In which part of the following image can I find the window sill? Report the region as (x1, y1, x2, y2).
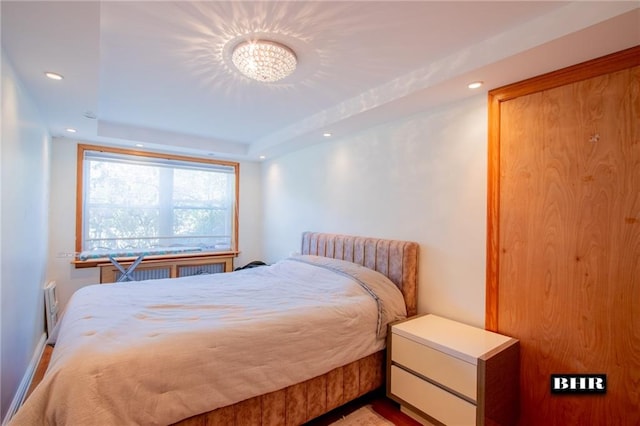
(72, 251, 239, 269)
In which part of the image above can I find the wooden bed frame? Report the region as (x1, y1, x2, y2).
(175, 232, 418, 426)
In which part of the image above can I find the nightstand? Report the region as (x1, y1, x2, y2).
(387, 314, 519, 426)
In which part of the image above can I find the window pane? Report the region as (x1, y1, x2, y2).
(173, 169, 231, 207)
(85, 207, 160, 251)
(87, 160, 159, 206)
(80, 148, 238, 256)
(171, 167, 234, 250)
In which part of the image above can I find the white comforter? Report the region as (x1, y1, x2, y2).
(11, 256, 407, 426)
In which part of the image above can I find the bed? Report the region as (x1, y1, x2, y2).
(12, 232, 418, 426)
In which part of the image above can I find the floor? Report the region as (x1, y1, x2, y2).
(25, 344, 53, 400)
(305, 389, 421, 425)
(27, 345, 421, 425)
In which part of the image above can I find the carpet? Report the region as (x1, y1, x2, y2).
(330, 405, 395, 426)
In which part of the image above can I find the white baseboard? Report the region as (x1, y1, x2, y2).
(2, 333, 47, 426)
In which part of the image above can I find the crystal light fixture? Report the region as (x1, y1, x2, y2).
(231, 40, 297, 83)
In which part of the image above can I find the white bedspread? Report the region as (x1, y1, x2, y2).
(11, 256, 407, 426)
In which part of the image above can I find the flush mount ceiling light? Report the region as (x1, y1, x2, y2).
(231, 40, 297, 83)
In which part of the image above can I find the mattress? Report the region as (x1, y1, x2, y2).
(11, 255, 407, 425)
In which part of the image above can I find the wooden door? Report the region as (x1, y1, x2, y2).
(486, 47, 639, 425)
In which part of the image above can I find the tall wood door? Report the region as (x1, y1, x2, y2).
(487, 48, 639, 425)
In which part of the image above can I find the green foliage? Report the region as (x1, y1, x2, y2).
(84, 159, 234, 250)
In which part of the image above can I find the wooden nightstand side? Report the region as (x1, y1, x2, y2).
(387, 314, 519, 426)
(477, 339, 520, 426)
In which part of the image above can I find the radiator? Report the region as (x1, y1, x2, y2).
(113, 263, 225, 281)
(44, 281, 59, 337)
(114, 268, 170, 282)
(102, 257, 232, 283)
(178, 263, 224, 277)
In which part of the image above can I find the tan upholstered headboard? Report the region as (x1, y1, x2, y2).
(300, 232, 419, 316)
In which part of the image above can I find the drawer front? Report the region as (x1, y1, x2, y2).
(391, 365, 476, 426)
(392, 333, 477, 401)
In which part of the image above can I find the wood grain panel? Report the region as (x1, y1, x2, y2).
(491, 50, 639, 425)
(486, 45, 640, 330)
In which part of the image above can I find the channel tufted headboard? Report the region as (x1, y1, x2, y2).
(300, 232, 419, 316)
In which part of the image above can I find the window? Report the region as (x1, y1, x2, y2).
(76, 144, 238, 261)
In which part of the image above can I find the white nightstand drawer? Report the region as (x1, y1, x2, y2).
(390, 365, 476, 426)
(392, 333, 477, 400)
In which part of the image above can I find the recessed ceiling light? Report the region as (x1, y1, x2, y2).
(259, 155, 266, 160)
(45, 72, 64, 80)
(323, 132, 332, 137)
(66, 128, 77, 133)
(468, 81, 484, 89)
(135, 144, 144, 148)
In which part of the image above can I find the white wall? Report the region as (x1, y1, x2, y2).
(1, 52, 51, 421)
(262, 95, 488, 327)
(46, 139, 264, 310)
